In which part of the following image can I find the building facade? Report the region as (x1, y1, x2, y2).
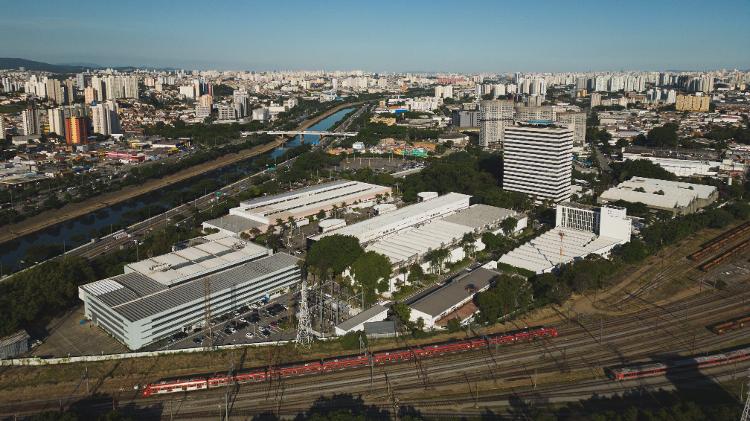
(79, 241, 300, 350)
(503, 123, 573, 203)
(65, 116, 88, 145)
(479, 99, 514, 149)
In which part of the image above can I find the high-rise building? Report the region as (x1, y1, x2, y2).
(45, 78, 64, 104)
(590, 92, 602, 108)
(75, 73, 86, 89)
(90, 76, 105, 101)
(233, 88, 250, 118)
(555, 111, 587, 145)
(452, 110, 479, 128)
(434, 85, 453, 99)
(675, 94, 710, 112)
(503, 123, 573, 203)
(91, 101, 120, 135)
(21, 108, 41, 135)
(123, 76, 138, 99)
(198, 94, 213, 107)
(479, 99, 514, 149)
(515, 105, 554, 122)
(47, 107, 66, 137)
(216, 104, 236, 121)
(65, 116, 88, 145)
(64, 79, 76, 104)
(84, 86, 97, 104)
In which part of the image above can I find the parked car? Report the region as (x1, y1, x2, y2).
(245, 332, 255, 339)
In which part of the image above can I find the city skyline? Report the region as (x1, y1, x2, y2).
(1, 0, 748, 72)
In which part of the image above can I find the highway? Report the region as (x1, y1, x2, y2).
(1, 274, 748, 419)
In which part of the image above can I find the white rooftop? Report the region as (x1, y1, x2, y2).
(233, 180, 390, 222)
(498, 228, 622, 274)
(311, 192, 471, 244)
(124, 235, 270, 287)
(600, 177, 716, 210)
(366, 220, 473, 265)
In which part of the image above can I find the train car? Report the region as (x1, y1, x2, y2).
(273, 362, 322, 378)
(609, 346, 750, 381)
(417, 340, 476, 358)
(710, 315, 750, 335)
(142, 377, 209, 397)
(141, 326, 559, 397)
(321, 355, 369, 371)
(723, 347, 750, 364)
(373, 349, 414, 364)
(233, 369, 267, 384)
(608, 362, 667, 381)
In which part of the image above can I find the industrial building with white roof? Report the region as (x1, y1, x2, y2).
(497, 203, 631, 274)
(79, 234, 301, 350)
(203, 180, 391, 236)
(310, 192, 473, 244)
(312, 192, 525, 294)
(598, 176, 718, 215)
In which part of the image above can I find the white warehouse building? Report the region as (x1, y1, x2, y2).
(79, 235, 301, 350)
(204, 180, 391, 236)
(497, 203, 631, 274)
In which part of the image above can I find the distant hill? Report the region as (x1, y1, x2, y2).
(0, 58, 96, 73)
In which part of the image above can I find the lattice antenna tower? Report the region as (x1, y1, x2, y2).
(741, 375, 750, 421)
(295, 277, 313, 348)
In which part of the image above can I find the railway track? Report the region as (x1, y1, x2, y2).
(2, 277, 748, 418)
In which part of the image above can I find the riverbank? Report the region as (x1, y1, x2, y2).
(0, 101, 360, 245)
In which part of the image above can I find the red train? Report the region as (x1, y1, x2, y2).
(140, 326, 558, 397)
(709, 314, 750, 335)
(608, 345, 750, 381)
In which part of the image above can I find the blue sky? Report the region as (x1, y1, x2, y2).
(1, 0, 748, 72)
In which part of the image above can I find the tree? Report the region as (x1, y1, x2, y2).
(645, 123, 679, 147)
(306, 235, 363, 281)
(500, 217, 518, 236)
(446, 318, 461, 333)
(475, 275, 532, 324)
(461, 232, 476, 258)
(350, 251, 392, 305)
(425, 247, 450, 274)
(407, 263, 425, 285)
(615, 239, 649, 263)
(392, 302, 412, 330)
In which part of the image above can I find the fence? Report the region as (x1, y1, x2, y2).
(1, 339, 297, 367)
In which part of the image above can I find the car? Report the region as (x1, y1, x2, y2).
(238, 317, 248, 323)
(193, 337, 204, 344)
(261, 329, 271, 337)
(245, 332, 255, 339)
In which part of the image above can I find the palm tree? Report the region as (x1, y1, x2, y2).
(461, 232, 476, 259)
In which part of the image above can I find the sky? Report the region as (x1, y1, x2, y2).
(1, 0, 748, 73)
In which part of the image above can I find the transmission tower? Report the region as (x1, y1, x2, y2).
(741, 377, 750, 421)
(295, 277, 313, 348)
(203, 277, 213, 349)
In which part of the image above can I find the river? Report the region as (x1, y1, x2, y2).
(0, 107, 354, 272)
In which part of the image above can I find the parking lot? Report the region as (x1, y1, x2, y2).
(149, 294, 296, 351)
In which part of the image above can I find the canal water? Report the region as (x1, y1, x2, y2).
(0, 107, 354, 272)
